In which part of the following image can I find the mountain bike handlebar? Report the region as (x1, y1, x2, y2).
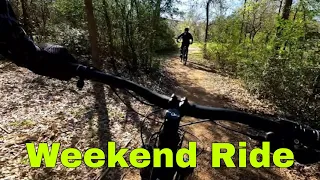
(71, 63, 320, 153)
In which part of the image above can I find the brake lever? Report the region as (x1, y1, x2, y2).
(293, 143, 320, 164)
(73, 64, 100, 90)
(262, 130, 320, 165)
(77, 77, 85, 90)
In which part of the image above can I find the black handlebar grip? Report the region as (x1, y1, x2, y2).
(296, 125, 320, 150)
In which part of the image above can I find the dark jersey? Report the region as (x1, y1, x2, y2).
(0, 0, 78, 81)
(0, 0, 39, 66)
(177, 32, 193, 44)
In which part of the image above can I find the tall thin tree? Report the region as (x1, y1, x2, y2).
(204, 0, 213, 57)
(282, 0, 293, 20)
(84, 0, 102, 69)
(20, 0, 31, 35)
(84, 0, 110, 157)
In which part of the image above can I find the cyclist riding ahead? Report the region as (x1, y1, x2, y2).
(177, 28, 193, 62)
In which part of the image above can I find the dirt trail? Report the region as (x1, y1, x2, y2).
(0, 49, 319, 180)
(163, 47, 318, 180)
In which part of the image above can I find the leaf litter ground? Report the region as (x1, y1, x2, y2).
(0, 54, 319, 180)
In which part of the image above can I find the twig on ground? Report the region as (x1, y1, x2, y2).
(121, 173, 128, 180)
(0, 125, 11, 134)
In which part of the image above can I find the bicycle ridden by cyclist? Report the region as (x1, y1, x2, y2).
(177, 28, 193, 59)
(0, 0, 76, 81)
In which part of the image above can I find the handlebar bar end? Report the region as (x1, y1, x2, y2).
(168, 94, 179, 108)
(77, 78, 85, 90)
(179, 97, 190, 115)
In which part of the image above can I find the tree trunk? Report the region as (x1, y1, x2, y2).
(114, 0, 131, 68)
(204, 0, 211, 57)
(102, 0, 114, 50)
(102, 0, 117, 70)
(275, 0, 293, 49)
(84, 0, 110, 155)
(84, 0, 102, 69)
(278, 0, 283, 15)
(148, 0, 161, 69)
(153, 0, 161, 23)
(239, 0, 247, 44)
(10, 0, 21, 19)
(20, 0, 31, 36)
(127, 5, 138, 70)
(40, 1, 48, 39)
(282, 0, 293, 20)
(302, 2, 307, 42)
(239, 0, 247, 43)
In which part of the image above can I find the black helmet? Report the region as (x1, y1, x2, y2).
(185, 28, 189, 32)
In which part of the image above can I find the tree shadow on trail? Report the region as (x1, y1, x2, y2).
(119, 90, 162, 146)
(92, 82, 122, 180)
(186, 61, 217, 74)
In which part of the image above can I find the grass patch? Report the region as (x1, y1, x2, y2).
(20, 156, 29, 165)
(9, 120, 36, 128)
(189, 53, 204, 62)
(191, 42, 204, 49)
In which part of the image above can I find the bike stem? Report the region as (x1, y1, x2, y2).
(150, 95, 185, 180)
